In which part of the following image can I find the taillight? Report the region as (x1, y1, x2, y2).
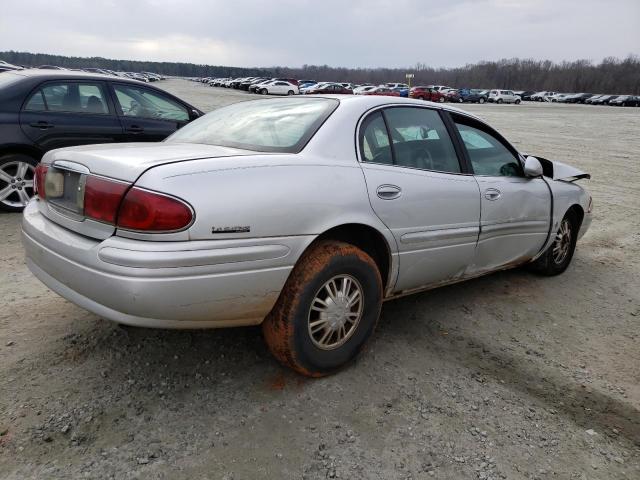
(34, 164, 48, 199)
(84, 176, 130, 224)
(116, 187, 193, 232)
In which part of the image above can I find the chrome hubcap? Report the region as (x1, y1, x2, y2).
(308, 275, 363, 350)
(0, 161, 35, 208)
(552, 219, 572, 264)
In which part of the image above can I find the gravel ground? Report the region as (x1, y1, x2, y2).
(1, 79, 639, 479)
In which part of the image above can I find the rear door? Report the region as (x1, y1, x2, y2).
(450, 114, 551, 273)
(358, 106, 481, 293)
(110, 82, 192, 142)
(19, 80, 123, 152)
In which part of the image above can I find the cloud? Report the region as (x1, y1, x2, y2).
(0, 0, 638, 67)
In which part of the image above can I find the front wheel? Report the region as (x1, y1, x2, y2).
(478, 97, 485, 104)
(497, 98, 503, 104)
(0, 153, 38, 212)
(515, 99, 521, 104)
(528, 210, 579, 276)
(261, 88, 268, 95)
(262, 240, 382, 377)
(438, 97, 445, 103)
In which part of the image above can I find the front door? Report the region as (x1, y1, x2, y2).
(110, 83, 191, 142)
(19, 80, 123, 152)
(450, 115, 551, 273)
(358, 106, 481, 293)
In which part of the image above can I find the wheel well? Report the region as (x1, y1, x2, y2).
(0, 145, 42, 162)
(567, 204, 584, 228)
(314, 224, 391, 289)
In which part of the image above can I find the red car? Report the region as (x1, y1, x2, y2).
(305, 83, 353, 95)
(362, 87, 400, 97)
(409, 86, 446, 103)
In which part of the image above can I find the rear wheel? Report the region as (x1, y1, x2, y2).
(287, 90, 295, 96)
(261, 88, 268, 95)
(528, 210, 579, 276)
(478, 97, 485, 104)
(262, 240, 383, 377)
(0, 153, 38, 212)
(438, 97, 445, 103)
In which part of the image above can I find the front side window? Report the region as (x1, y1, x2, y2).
(454, 122, 522, 176)
(24, 82, 109, 114)
(113, 84, 189, 122)
(166, 97, 338, 153)
(382, 107, 461, 173)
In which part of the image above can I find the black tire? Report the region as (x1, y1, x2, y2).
(261, 88, 268, 95)
(479, 97, 485, 104)
(263, 240, 383, 377)
(528, 210, 579, 276)
(287, 90, 295, 96)
(497, 98, 503, 104)
(515, 99, 521, 104)
(0, 153, 39, 212)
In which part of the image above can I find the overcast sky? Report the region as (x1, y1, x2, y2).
(1, 0, 638, 68)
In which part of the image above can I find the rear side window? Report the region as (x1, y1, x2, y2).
(24, 82, 109, 114)
(113, 84, 189, 122)
(360, 107, 461, 173)
(360, 111, 391, 164)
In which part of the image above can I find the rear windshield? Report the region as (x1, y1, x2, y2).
(166, 97, 339, 153)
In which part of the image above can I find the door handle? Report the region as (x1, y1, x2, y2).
(484, 188, 501, 201)
(29, 121, 54, 129)
(376, 184, 402, 200)
(125, 125, 144, 133)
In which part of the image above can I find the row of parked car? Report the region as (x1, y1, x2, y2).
(193, 75, 640, 107)
(0, 60, 166, 83)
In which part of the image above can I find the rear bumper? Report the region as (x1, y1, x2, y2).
(22, 201, 312, 328)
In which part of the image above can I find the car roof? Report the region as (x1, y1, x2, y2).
(301, 94, 483, 120)
(6, 68, 147, 85)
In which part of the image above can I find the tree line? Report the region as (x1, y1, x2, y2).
(2, 51, 639, 94)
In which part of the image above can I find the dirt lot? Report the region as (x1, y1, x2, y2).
(1, 79, 639, 479)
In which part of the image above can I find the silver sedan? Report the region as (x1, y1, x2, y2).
(22, 96, 592, 376)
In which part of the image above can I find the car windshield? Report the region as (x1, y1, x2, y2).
(166, 98, 339, 153)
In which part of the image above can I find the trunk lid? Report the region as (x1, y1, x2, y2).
(37, 142, 254, 239)
(42, 142, 253, 182)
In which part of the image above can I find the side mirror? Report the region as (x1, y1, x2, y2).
(190, 109, 201, 120)
(524, 156, 543, 178)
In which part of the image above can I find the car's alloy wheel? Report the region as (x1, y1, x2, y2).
(287, 90, 295, 96)
(0, 154, 37, 212)
(515, 99, 521, 104)
(479, 98, 485, 104)
(528, 210, 578, 276)
(263, 240, 382, 376)
(261, 89, 268, 95)
(552, 218, 572, 265)
(439, 97, 445, 103)
(497, 99, 503, 104)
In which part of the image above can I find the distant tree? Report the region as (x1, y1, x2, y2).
(1, 51, 639, 94)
